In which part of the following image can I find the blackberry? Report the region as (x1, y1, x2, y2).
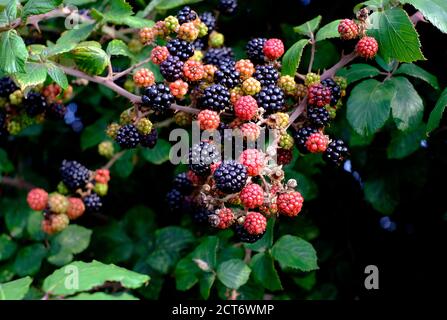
(307, 106, 330, 128)
(46, 103, 67, 120)
(199, 84, 230, 111)
(218, 0, 238, 15)
(140, 128, 158, 148)
(0, 77, 18, 97)
(215, 65, 240, 88)
(255, 85, 285, 114)
(323, 139, 349, 166)
(213, 160, 248, 194)
(160, 55, 184, 82)
(321, 78, 342, 106)
(192, 206, 213, 225)
(166, 189, 183, 211)
(189, 141, 220, 176)
(253, 65, 279, 86)
(308, 84, 332, 108)
(142, 84, 174, 112)
(203, 47, 234, 67)
(192, 38, 207, 51)
(234, 224, 265, 243)
(23, 92, 47, 116)
(166, 38, 194, 61)
(246, 38, 266, 64)
(199, 12, 216, 32)
(60, 160, 90, 191)
(115, 124, 141, 149)
(176, 6, 197, 24)
(83, 193, 102, 212)
(173, 172, 193, 194)
(293, 126, 318, 154)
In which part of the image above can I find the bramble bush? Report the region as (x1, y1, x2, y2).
(0, 0, 446, 300)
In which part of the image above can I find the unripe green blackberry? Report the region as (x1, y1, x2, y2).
(136, 118, 153, 135)
(191, 50, 204, 61)
(304, 73, 320, 87)
(98, 141, 115, 158)
(242, 77, 261, 95)
(164, 15, 179, 32)
(295, 83, 307, 99)
(93, 183, 108, 196)
(208, 31, 224, 48)
(267, 112, 289, 129)
(7, 120, 21, 135)
(9, 90, 23, 105)
(106, 123, 121, 139)
(124, 79, 136, 92)
(48, 193, 69, 214)
(57, 182, 69, 195)
(120, 109, 136, 125)
(128, 38, 143, 53)
(175, 111, 193, 127)
(279, 133, 294, 150)
(334, 76, 348, 90)
(278, 75, 297, 95)
(197, 22, 208, 38)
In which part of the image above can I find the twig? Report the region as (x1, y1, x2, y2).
(321, 51, 358, 80)
(410, 11, 426, 26)
(243, 248, 252, 264)
(0, 176, 36, 191)
(103, 151, 126, 170)
(112, 57, 152, 81)
(308, 35, 316, 73)
(154, 118, 174, 128)
(286, 97, 307, 128)
(170, 104, 200, 114)
(296, 73, 306, 81)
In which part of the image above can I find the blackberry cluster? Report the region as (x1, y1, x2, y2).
(166, 38, 194, 61)
(24, 92, 47, 116)
(255, 85, 285, 114)
(308, 107, 330, 128)
(115, 124, 141, 149)
(323, 139, 349, 166)
(215, 65, 240, 88)
(160, 55, 184, 82)
(0, 77, 18, 97)
(199, 12, 216, 32)
(177, 6, 197, 24)
(60, 160, 91, 190)
(173, 172, 193, 193)
(166, 189, 183, 211)
(218, 0, 238, 15)
(199, 84, 230, 111)
(142, 84, 174, 112)
(189, 141, 220, 176)
(213, 160, 248, 194)
(253, 65, 279, 86)
(293, 126, 318, 154)
(203, 47, 234, 67)
(234, 224, 265, 243)
(141, 128, 158, 148)
(246, 38, 267, 64)
(321, 78, 342, 106)
(83, 193, 102, 212)
(192, 206, 213, 224)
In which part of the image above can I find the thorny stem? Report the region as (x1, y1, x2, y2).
(103, 151, 126, 170)
(308, 35, 316, 73)
(321, 51, 358, 80)
(112, 57, 152, 81)
(0, 176, 35, 191)
(286, 97, 307, 128)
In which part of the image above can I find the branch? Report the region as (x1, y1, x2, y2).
(170, 104, 200, 114)
(286, 97, 307, 128)
(112, 57, 152, 81)
(1, 176, 35, 191)
(308, 35, 316, 73)
(410, 11, 427, 26)
(321, 51, 358, 80)
(103, 151, 126, 170)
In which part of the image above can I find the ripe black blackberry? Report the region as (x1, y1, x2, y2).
(321, 78, 342, 106)
(189, 141, 220, 176)
(213, 160, 248, 194)
(140, 128, 158, 148)
(246, 38, 267, 64)
(192, 38, 207, 51)
(142, 84, 174, 112)
(0, 77, 18, 97)
(203, 47, 234, 67)
(83, 193, 102, 212)
(60, 160, 91, 191)
(234, 224, 265, 243)
(23, 92, 47, 116)
(160, 55, 184, 82)
(215, 65, 240, 88)
(115, 124, 141, 149)
(323, 139, 349, 166)
(173, 172, 193, 194)
(46, 103, 67, 120)
(166, 189, 183, 211)
(218, 0, 238, 15)
(192, 206, 213, 225)
(255, 85, 285, 114)
(199, 12, 216, 32)
(307, 106, 330, 128)
(253, 65, 279, 86)
(166, 38, 194, 61)
(199, 84, 230, 111)
(176, 6, 197, 24)
(293, 126, 318, 154)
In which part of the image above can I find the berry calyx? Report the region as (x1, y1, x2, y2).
(338, 19, 359, 40)
(277, 191, 304, 217)
(305, 132, 329, 153)
(356, 36, 379, 59)
(234, 96, 258, 121)
(263, 38, 284, 60)
(240, 183, 264, 209)
(243, 212, 267, 235)
(27, 188, 48, 211)
(197, 109, 220, 130)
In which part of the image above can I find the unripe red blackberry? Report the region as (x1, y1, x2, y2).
(197, 109, 220, 130)
(139, 27, 155, 44)
(235, 59, 255, 80)
(244, 212, 267, 235)
(133, 68, 155, 87)
(276, 148, 293, 165)
(178, 22, 199, 42)
(151, 46, 169, 65)
(42, 213, 69, 234)
(307, 84, 332, 107)
(240, 184, 264, 209)
(338, 19, 359, 40)
(234, 95, 258, 120)
(230, 86, 244, 105)
(66, 197, 85, 220)
(94, 169, 111, 184)
(277, 191, 304, 217)
(183, 60, 204, 81)
(356, 36, 379, 59)
(27, 188, 48, 211)
(263, 38, 284, 60)
(239, 149, 265, 176)
(238, 122, 261, 141)
(212, 208, 235, 229)
(305, 132, 329, 153)
(170, 79, 189, 98)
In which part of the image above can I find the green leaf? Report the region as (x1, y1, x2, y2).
(155, 0, 203, 11)
(123, 205, 156, 239)
(47, 225, 92, 266)
(5, 201, 31, 238)
(1, 0, 17, 24)
(13, 244, 48, 276)
(315, 19, 342, 42)
(401, 0, 447, 34)
(175, 254, 199, 291)
(293, 16, 322, 36)
(13, 63, 47, 91)
(44, 23, 96, 57)
(217, 259, 251, 289)
(105, 0, 133, 20)
(140, 138, 171, 165)
(387, 124, 425, 159)
(199, 272, 215, 300)
(119, 16, 154, 28)
(336, 64, 381, 85)
(272, 235, 318, 272)
(112, 149, 135, 178)
(347, 79, 394, 136)
(0, 30, 28, 74)
(22, 0, 62, 18)
(281, 39, 309, 77)
(395, 63, 440, 90)
(64, 0, 96, 4)
(0, 148, 14, 173)
(368, 8, 425, 63)
(244, 219, 275, 252)
(354, 0, 390, 11)
(389, 77, 424, 131)
(427, 87, 447, 134)
(364, 178, 399, 214)
(67, 292, 138, 300)
(80, 119, 107, 150)
(250, 252, 282, 291)
(106, 39, 132, 58)
(293, 272, 316, 291)
(192, 236, 219, 269)
(46, 63, 68, 90)
(43, 260, 149, 295)
(0, 277, 32, 300)
(26, 211, 45, 241)
(69, 42, 109, 75)
(0, 234, 17, 261)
